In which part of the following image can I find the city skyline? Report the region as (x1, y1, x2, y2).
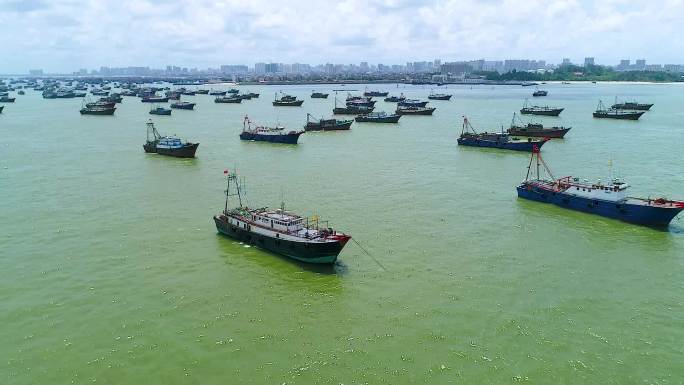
(2, 0, 684, 73)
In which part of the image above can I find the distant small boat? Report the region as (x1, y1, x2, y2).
(143, 120, 198, 158)
(311, 91, 329, 98)
(141, 96, 169, 103)
(532, 90, 548, 97)
(227, 88, 239, 94)
(521, 81, 538, 87)
(80, 105, 116, 115)
(363, 89, 388, 97)
(273, 93, 304, 106)
(428, 91, 452, 100)
(0, 106, 4, 113)
(520, 99, 563, 116)
(507, 114, 571, 138)
(384, 94, 406, 102)
(240, 115, 304, 144)
(355, 111, 401, 123)
(100, 94, 122, 103)
(457, 116, 547, 151)
(196, 89, 210, 94)
(215, 96, 242, 103)
(170, 101, 196, 110)
(209, 90, 227, 96)
(593, 100, 644, 120)
(246, 92, 260, 98)
(333, 97, 374, 114)
(0, 96, 16, 102)
(304, 113, 352, 131)
(398, 99, 428, 108)
(149, 106, 172, 115)
(17, 90, 25, 95)
(611, 100, 653, 111)
(396, 106, 436, 115)
(86, 100, 116, 109)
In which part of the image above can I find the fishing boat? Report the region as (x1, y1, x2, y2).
(520, 100, 564, 116)
(227, 88, 239, 94)
(180, 89, 196, 96)
(165, 91, 181, 100)
(80, 104, 116, 115)
(196, 89, 209, 94)
(532, 89, 548, 97)
(517, 148, 684, 227)
(428, 91, 452, 100)
(273, 93, 304, 106)
(0, 96, 16, 102)
(141, 96, 169, 103)
(507, 114, 571, 138)
(311, 91, 329, 98)
(240, 116, 304, 144)
(593, 100, 644, 120)
(395, 105, 436, 115)
(215, 96, 242, 103)
(346, 95, 375, 107)
(304, 113, 353, 131)
(355, 111, 401, 123)
(17, 90, 25, 95)
(384, 94, 406, 102)
(398, 99, 428, 108)
(0, 106, 4, 113)
(213, 171, 351, 264)
(143, 120, 198, 158)
(149, 106, 172, 115)
(86, 100, 116, 109)
(209, 90, 227, 96)
(457, 116, 547, 151)
(611, 99, 653, 111)
(521, 81, 538, 87)
(363, 90, 388, 97)
(91, 89, 109, 96)
(246, 92, 260, 98)
(101, 94, 122, 103)
(237, 93, 253, 100)
(170, 101, 196, 110)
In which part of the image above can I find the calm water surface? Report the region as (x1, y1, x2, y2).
(2, 82, 684, 384)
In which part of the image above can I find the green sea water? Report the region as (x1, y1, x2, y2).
(2, 82, 684, 384)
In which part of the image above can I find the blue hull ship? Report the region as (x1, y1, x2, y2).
(457, 117, 547, 152)
(517, 150, 684, 227)
(239, 116, 303, 144)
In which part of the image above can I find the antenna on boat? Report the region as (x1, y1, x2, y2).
(224, 169, 243, 211)
(525, 145, 555, 181)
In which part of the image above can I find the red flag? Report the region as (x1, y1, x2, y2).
(224, 169, 229, 175)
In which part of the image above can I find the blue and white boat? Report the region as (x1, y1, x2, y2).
(143, 120, 198, 158)
(398, 99, 428, 108)
(517, 150, 684, 227)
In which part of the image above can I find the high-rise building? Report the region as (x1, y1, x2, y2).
(561, 58, 571, 66)
(254, 63, 266, 74)
(584, 57, 595, 66)
(635, 59, 646, 70)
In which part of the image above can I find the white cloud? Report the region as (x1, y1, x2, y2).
(0, 0, 682, 72)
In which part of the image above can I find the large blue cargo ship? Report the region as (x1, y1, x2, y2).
(517, 150, 684, 227)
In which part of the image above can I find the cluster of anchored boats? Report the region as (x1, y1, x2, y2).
(5, 78, 681, 265)
(455, 91, 681, 229)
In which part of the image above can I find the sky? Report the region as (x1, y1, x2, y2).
(1, 0, 683, 73)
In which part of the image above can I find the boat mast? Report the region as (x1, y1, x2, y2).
(224, 170, 244, 212)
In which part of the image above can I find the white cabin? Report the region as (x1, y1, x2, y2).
(563, 178, 629, 202)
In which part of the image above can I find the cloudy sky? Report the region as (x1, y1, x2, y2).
(1, 0, 683, 73)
